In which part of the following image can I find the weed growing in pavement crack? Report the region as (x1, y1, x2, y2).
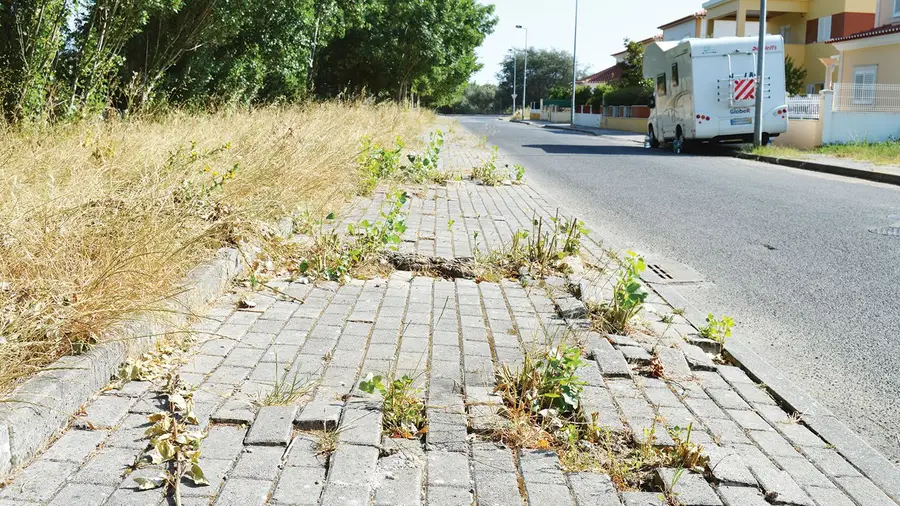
(253, 356, 318, 407)
(590, 251, 648, 334)
(357, 130, 449, 193)
(472, 146, 504, 186)
(359, 372, 427, 439)
(699, 313, 735, 343)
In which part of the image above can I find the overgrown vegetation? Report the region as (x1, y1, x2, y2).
(253, 357, 317, 407)
(751, 139, 900, 166)
(698, 313, 735, 344)
(478, 212, 587, 279)
(590, 251, 649, 334)
(0, 103, 427, 392)
(358, 130, 450, 194)
(472, 146, 505, 185)
(359, 372, 427, 439)
(490, 343, 709, 492)
(1, 0, 497, 122)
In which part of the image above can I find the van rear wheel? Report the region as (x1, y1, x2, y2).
(648, 127, 660, 149)
(673, 128, 686, 154)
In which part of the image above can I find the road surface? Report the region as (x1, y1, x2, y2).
(455, 115, 900, 462)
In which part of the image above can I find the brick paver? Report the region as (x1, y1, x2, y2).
(1, 124, 894, 506)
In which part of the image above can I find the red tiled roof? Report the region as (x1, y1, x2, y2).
(828, 23, 900, 43)
(658, 10, 707, 30)
(578, 64, 622, 85)
(611, 34, 663, 57)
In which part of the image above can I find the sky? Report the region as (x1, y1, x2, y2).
(473, 0, 709, 84)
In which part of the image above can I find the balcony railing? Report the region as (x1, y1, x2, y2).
(786, 95, 821, 119)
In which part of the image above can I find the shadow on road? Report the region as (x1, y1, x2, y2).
(522, 143, 653, 155)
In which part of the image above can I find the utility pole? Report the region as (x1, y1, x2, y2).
(753, 0, 768, 146)
(571, 0, 579, 126)
(516, 25, 528, 118)
(510, 49, 518, 116)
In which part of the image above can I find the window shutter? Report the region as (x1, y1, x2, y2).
(894, 0, 900, 17)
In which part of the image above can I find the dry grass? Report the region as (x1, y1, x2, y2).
(751, 141, 900, 166)
(0, 102, 431, 392)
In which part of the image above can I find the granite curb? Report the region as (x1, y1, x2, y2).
(735, 152, 900, 187)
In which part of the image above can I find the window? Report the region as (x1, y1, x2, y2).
(817, 16, 832, 43)
(671, 63, 679, 87)
(852, 65, 877, 104)
(657, 73, 667, 96)
(780, 25, 792, 44)
(894, 0, 900, 18)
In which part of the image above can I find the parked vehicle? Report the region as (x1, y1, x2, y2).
(643, 35, 788, 152)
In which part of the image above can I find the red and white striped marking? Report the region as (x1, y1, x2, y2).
(733, 78, 756, 101)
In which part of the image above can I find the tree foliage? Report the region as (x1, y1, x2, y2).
(785, 55, 807, 96)
(548, 84, 593, 107)
(0, 0, 497, 122)
(494, 48, 589, 111)
(604, 38, 652, 106)
(445, 82, 499, 114)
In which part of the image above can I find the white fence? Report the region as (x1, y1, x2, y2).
(786, 95, 821, 119)
(833, 83, 900, 113)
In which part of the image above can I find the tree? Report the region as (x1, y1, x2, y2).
(494, 48, 590, 111)
(548, 84, 593, 107)
(785, 56, 808, 96)
(614, 38, 652, 90)
(446, 82, 499, 113)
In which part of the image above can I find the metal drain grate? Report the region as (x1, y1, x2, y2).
(648, 264, 675, 281)
(869, 227, 900, 237)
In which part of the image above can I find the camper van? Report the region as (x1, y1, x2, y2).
(643, 35, 788, 152)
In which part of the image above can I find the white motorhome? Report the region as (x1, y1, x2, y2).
(643, 35, 788, 152)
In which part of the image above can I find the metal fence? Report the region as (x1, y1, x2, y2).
(786, 95, 821, 119)
(833, 83, 900, 112)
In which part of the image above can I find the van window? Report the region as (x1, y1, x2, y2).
(656, 74, 667, 96)
(671, 63, 679, 87)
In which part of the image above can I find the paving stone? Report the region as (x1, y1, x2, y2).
(207, 366, 251, 386)
(751, 467, 814, 506)
(181, 457, 234, 497)
(804, 486, 856, 506)
(328, 444, 378, 486)
(231, 446, 285, 478)
(802, 447, 861, 478)
(690, 371, 730, 390)
(473, 468, 521, 506)
(70, 446, 137, 485)
(338, 406, 383, 446)
(643, 387, 682, 408)
(524, 482, 575, 506)
(40, 429, 108, 463)
(425, 413, 469, 453)
(619, 346, 652, 363)
(777, 423, 827, 448)
(245, 405, 297, 446)
(202, 425, 248, 461)
(684, 397, 728, 421)
(212, 395, 256, 424)
(705, 388, 751, 411)
(655, 468, 720, 505)
(703, 417, 751, 445)
(771, 455, 835, 489)
(321, 484, 371, 506)
(0, 460, 78, 502)
(717, 485, 771, 506)
(295, 396, 343, 430)
(271, 465, 326, 505)
(46, 482, 116, 506)
(676, 342, 715, 370)
(655, 347, 691, 379)
(591, 340, 631, 377)
(835, 476, 897, 506)
(78, 395, 134, 429)
(567, 472, 621, 506)
(621, 492, 665, 506)
(731, 381, 777, 405)
(749, 430, 801, 457)
(426, 486, 472, 506)
(518, 449, 566, 484)
(214, 477, 273, 506)
(703, 446, 757, 486)
(727, 409, 773, 431)
(427, 451, 470, 488)
(222, 346, 269, 367)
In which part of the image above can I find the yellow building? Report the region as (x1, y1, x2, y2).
(830, 0, 900, 85)
(701, 0, 877, 92)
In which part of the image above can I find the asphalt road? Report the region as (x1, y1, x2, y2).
(455, 115, 900, 462)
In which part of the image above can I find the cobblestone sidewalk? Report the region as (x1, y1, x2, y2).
(1, 127, 896, 506)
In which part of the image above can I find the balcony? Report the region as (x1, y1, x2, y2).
(702, 0, 809, 37)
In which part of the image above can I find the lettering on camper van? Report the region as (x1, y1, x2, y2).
(730, 108, 751, 115)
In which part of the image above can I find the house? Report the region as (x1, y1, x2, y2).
(701, 0, 876, 92)
(577, 36, 660, 89)
(658, 10, 760, 40)
(829, 0, 900, 86)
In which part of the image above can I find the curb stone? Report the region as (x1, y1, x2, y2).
(735, 152, 900, 187)
(0, 246, 250, 479)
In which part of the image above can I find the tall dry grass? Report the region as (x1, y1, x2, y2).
(0, 102, 431, 391)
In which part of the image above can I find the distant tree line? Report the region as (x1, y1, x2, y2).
(0, 0, 497, 122)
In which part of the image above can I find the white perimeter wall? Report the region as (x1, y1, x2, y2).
(823, 111, 900, 144)
(573, 113, 601, 128)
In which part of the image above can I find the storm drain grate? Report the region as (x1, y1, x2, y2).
(869, 227, 900, 237)
(647, 264, 675, 281)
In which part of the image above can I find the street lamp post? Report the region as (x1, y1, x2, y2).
(509, 49, 518, 116)
(571, 0, 579, 126)
(753, 0, 768, 146)
(516, 25, 528, 118)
